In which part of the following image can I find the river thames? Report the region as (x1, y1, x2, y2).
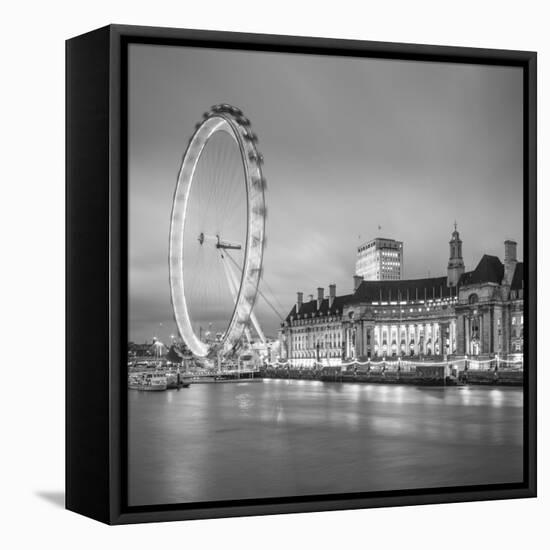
(128, 380, 523, 506)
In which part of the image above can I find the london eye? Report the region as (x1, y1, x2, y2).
(169, 105, 267, 358)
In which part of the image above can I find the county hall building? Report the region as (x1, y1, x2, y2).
(280, 227, 524, 367)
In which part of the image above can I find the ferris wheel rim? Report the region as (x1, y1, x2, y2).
(169, 106, 266, 358)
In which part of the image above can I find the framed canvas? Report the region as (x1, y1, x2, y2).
(66, 24, 537, 525)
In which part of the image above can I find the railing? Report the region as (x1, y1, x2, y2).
(265, 356, 523, 372)
(189, 368, 260, 376)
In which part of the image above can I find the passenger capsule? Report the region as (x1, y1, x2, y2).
(253, 205, 267, 217)
(252, 176, 267, 189)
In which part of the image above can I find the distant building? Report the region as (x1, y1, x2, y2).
(128, 342, 154, 358)
(127, 339, 168, 360)
(250, 338, 281, 363)
(281, 227, 523, 367)
(356, 237, 403, 280)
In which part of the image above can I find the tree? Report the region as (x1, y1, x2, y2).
(166, 344, 183, 364)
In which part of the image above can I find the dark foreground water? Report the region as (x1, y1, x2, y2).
(128, 380, 523, 506)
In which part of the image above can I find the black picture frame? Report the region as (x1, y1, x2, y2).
(66, 24, 537, 525)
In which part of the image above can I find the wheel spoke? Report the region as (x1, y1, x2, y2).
(169, 106, 266, 358)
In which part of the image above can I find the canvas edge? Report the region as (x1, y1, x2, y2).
(65, 23, 537, 526)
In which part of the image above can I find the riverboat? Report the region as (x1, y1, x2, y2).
(128, 372, 168, 391)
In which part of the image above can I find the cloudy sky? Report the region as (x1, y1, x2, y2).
(128, 43, 523, 343)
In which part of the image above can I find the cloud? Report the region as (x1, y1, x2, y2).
(128, 45, 523, 343)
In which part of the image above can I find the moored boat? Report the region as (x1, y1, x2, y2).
(128, 371, 168, 391)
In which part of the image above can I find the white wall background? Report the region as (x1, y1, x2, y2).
(0, 0, 547, 547)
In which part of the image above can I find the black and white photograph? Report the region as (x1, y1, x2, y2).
(4, 0, 548, 545)
(127, 43, 527, 507)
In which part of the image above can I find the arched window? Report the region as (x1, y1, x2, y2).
(468, 293, 479, 305)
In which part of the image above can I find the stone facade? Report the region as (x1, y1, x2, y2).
(279, 285, 352, 367)
(454, 241, 524, 357)
(341, 284, 458, 360)
(281, 228, 523, 367)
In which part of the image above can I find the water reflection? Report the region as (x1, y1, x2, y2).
(489, 389, 504, 407)
(235, 392, 253, 414)
(129, 381, 523, 506)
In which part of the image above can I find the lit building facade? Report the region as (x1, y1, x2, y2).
(454, 240, 524, 357)
(355, 237, 403, 280)
(281, 228, 523, 367)
(341, 275, 458, 360)
(279, 285, 353, 367)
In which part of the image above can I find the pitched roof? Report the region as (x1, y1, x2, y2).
(285, 276, 456, 322)
(285, 294, 354, 322)
(353, 275, 454, 303)
(284, 254, 520, 323)
(459, 254, 504, 286)
(511, 262, 524, 290)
